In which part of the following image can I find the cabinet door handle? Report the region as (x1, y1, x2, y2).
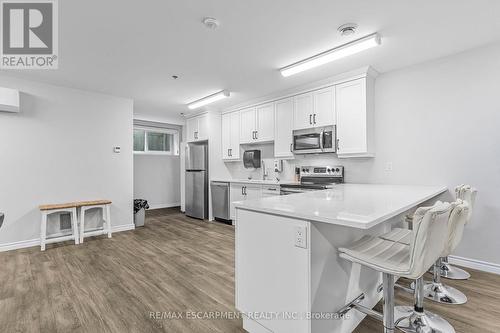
(337, 139, 340, 151)
(290, 143, 293, 152)
(309, 114, 312, 125)
(255, 131, 258, 140)
(241, 187, 244, 195)
(244, 186, 247, 195)
(313, 114, 316, 124)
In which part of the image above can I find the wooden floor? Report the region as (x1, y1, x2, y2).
(0, 208, 499, 333)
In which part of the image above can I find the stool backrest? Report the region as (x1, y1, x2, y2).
(455, 185, 477, 224)
(445, 200, 470, 256)
(408, 201, 453, 279)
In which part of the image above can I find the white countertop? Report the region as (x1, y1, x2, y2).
(211, 178, 298, 186)
(234, 183, 447, 229)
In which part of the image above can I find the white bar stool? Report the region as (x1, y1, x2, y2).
(395, 201, 468, 332)
(338, 201, 454, 333)
(439, 185, 477, 280)
(422, 198, 470, 305)
(78, 200, 112, 244)
(39, 203, 79, 251)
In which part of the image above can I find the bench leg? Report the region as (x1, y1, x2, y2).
(72, 207, 79, 245)
(106, 205, 112, 238)
(40, 212, 47, 251)
(79, 207, 86, 244)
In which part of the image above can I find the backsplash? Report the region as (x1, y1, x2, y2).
(223, 143, 374, 183)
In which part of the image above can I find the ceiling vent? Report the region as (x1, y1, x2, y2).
(202, 17, 220, 30)
(338, 23, 358, 36)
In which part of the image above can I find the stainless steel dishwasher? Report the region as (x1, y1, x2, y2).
(211, 181, 231, 222)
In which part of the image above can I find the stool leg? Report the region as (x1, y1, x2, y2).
(40, 212, 47, 251)
(395, 276, 456, 333)
(79, 208, 85, 244)
(424, 258, 467, 304)
(106, 205, 112, 238)
(382, 273, 395, 333)
(440, 257, 470, 280)
(72, 208, 79, 245)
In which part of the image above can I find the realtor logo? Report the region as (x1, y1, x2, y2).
(1, 0, 58, 69)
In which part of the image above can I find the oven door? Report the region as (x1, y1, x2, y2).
(293, 126, 335, 154)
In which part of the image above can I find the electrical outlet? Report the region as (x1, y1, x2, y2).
(295, 225, 307, 249)
(385, 162, 393, 171)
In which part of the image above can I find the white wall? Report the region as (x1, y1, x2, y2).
(370, 42, 500, 265)
(0, 76, 134, 249)
(221, 42, 500, 266)
(133, 155, 180, 209)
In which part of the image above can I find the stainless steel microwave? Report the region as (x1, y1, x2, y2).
(293, 125, 336, 154)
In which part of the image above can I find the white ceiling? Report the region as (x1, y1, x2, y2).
(3, 0, 500, 118)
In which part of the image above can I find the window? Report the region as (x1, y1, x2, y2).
(133, 126, 179, 155)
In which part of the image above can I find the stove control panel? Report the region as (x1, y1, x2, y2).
(300, 166, 344, 178)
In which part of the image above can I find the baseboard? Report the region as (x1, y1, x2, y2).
(0, 223, 136, 253)
(448, 255, 500, 275)
(147, 202, 180, 210)
(111, 223, 136, 233)
(0, 238, 41, 252)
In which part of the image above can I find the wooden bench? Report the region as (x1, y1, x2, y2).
(77, 200, 112, 244)
(39, 202, 79, 251)
(39, 200, 112, 251)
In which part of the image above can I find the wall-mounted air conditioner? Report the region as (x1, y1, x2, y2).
(0, 87, 20, 113)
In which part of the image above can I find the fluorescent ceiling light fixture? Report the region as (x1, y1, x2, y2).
(187, 90, 230, 110)
(280, 33, 381, 77)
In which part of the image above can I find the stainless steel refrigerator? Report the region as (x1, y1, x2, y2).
(185, 142, 208, 219)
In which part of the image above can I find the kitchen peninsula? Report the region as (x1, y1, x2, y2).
(234, 184, 446, 333)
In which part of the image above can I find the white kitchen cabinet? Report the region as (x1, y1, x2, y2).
(313, 87, 335, 127)
(274, 98, 294, 158)
(186, 117, 197, 142)
(197, 114, 208, 140)
(240, 103, 275, 144)
(294, 88, 334, 130)
(222, 112, 240, 160)
(335, 77, 375, 158)
(230, 183, 262, 220)
(239, 107, 256, 144)
(229, 183, 273, 219)
(186, 113, 209, 142)
(293, 92, 314, 130)
(230, 184, 246, 220)
(256, 103, 275, 142)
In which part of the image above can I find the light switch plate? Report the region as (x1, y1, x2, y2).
(295, 225, 308, 249)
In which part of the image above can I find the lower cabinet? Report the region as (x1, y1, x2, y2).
(230, 183, 280, 219)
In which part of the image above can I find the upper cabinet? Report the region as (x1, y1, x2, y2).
(335, 77, 375, 158)
(313, 87, 335, 127)
(222, 112, 241, 160)
(293, 92, 314, 130)
(220, 67, 376, 160)
(187, 113, 209, 142)
(240, 103, 275, 144)
(293, 87, 335, 130)
(274, 98, 294, 158)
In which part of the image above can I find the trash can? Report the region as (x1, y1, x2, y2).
(134, 200, 149, 227)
